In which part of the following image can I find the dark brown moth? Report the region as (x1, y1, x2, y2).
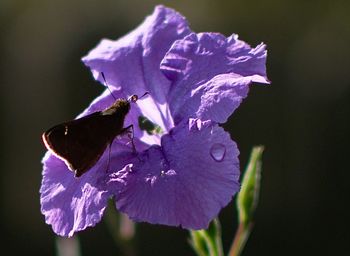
(42, 94, 142, 177)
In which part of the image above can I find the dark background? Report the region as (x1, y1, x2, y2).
(1, 0, 349, 255)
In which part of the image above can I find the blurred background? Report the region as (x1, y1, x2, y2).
(1, 0, 349, 255)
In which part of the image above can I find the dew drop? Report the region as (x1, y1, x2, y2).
(210, 143, 226, 162)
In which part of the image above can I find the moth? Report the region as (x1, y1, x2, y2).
(42, 93, 144, 177)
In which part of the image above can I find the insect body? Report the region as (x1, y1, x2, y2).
(42, 96, 138, 177)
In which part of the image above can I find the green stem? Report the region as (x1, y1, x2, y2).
(198, 230, 217, 256)
(228, 222, 253, 256)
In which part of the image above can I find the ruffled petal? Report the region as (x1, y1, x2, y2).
(82, 5, 191, 132)
(40, 141, 136, 236)
(40, 153, 110, 237)
(110, 119, 240, 229)
(169, 73, 253, 124)
(160, 33, 269, 124)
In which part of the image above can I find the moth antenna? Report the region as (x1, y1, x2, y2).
(101, 72, 117, 101)
(139, 91, 149, 99)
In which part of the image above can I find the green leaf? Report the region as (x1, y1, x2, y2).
(237, 146, 264, 227)
(189, 219, 224, 256)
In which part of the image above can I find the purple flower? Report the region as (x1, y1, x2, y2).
(40, 5, 269, 237)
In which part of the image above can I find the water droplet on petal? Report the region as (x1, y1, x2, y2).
(210, 143, 226, 162)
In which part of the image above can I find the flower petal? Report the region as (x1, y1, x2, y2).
(40, 153, 109, 236)
(110, 119, 240, 229)
(40, 141, 136, 236)
(172, 73, 254, 124)
(82, 5, 191, 132)
(160, 33, 269, 124)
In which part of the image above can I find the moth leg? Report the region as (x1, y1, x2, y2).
(122, 124, 136, 153)
(106, 140, 113, 173)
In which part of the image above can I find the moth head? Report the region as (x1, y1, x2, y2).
(128, 92, 149, 103)
(128, 94, 139, 103)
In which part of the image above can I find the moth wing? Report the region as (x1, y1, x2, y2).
(42, 112, 118, 177)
